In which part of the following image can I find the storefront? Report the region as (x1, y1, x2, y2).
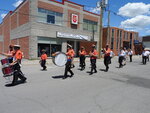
(37, 32, 96, 57)
(38, 37, 62, 57)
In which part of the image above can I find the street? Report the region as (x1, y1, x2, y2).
(0, 56, 150, 113)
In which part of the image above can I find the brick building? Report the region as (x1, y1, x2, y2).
(0, 0, 100, 59)
(103, 27, 139, 55)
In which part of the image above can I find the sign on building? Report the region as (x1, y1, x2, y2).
(71, 14, 78, 25)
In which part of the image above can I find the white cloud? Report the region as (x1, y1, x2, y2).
(120, 15, 150, 29)
(146, 29, 150, 33)
(89, 7, 100, 14)
(118, 2, 150, 17)
(1, 13, 7, 19)
(13, 0, 23, 7)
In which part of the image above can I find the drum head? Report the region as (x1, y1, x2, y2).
(54, 52, 67, 67)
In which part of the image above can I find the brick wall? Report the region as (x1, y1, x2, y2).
(18, 37, 29, 59)
(80, 41, 97, 54)
(11, 37, 29, 59)
(19, 1, 29, 26)
(0, 42, 3, 53)
(38, 1, 63, 13)
(11, 13, 17, 30)
(3, 16, 11, 52)
(0, 25, 2, 35)
(83, 14, 98, 22)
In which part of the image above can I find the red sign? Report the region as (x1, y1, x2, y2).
(71, 14, 78, 25)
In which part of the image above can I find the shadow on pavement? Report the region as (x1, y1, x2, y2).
(111, 76, 150, 89)
(52, 75, 64, 79)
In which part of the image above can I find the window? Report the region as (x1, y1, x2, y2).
(111, 29, 115, 49)
(112, 29, 114, 37)
(111, 38, 114, 49)
(83, 19, 98, 32)
(120, 31, 122, 47)
(38, 8, 63, 25)
(47, 15, 55, 24)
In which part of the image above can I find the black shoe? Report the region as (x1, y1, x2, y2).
(62, 76, 67, 79)
(70, 73, 74, 77)
(94, 70, 97, 73)
(5, 83, 17, 87)
(89, 72, 93, 75)
(22, 78, 27, 83)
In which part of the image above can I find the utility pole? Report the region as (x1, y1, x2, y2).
(97, 0, 108, 58)
(107, 10, 110, 44)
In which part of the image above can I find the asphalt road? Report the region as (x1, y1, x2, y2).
(0, 56, 150, 113)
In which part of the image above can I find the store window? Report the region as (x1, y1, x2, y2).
(83, 19, 98, 32)
(38, 37, 62, 57)
(38, 44, 50, 57)
(38, 8, 63, 25)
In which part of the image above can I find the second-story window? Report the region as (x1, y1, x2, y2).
(38, 8, 63, 26)
(83, 19, 98, 32)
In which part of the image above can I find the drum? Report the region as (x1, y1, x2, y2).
(1, 59, 13, 77)
(52, 52, 67, 67)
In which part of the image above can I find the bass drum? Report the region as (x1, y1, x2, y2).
(52, 52, 67, 67)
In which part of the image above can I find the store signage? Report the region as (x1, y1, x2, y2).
(57, 32, 90, 40)
(71, 14, 78, 25)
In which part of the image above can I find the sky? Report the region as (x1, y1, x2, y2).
(0, 0, 150, 37)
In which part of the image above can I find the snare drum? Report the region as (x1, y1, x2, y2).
(1, 59, 13, 77)
(52, 52, 67, 67)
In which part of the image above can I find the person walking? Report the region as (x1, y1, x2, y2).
(0, 45, 14, 63)
(63, 44, 74, 79)
(8, 45, 27, 86)
(79, 46, 86, 70)
(40, 49, 47, 71)
(118, 47, 125, 68)
(103, 44, 111, 72)
(142, 49, 148, 65)
(89, 44, 98, 75)
(128, 49, 133, 62)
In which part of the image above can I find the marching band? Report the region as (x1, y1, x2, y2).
(0, 43, 150, 86)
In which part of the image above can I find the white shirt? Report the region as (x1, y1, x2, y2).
(110, 51, 114, 57)
(142, 51, 149, 56)
(119, 50, 125, 57)
(128, 51, 133, 55)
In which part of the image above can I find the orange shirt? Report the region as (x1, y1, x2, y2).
(79, 50, 86, 56)
(41, 53, 47, 60)
(66, 49, 75, 59)
(14, 50, 23, 60)
(90, 49, 98, 59)
(104, 48, 111, 56)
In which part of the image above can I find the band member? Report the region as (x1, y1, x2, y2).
(89, 44, 98, 75)
(118, 47, 125, 68)
(110, 50, 115, 64)
(71, 47, 75, 68)
(103, 44, 111, 72)
(79, 46, 86, 70)
(123, 47, 128, 65)
(0, 45, 14, 63)
(9, 45, 27, 86)
(146, 50, 150, 62)
(63, 44, 74, 79)
(40, 49, 47, 71)
(142, 49, 148, 65)
(128, 49, 133, 62)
